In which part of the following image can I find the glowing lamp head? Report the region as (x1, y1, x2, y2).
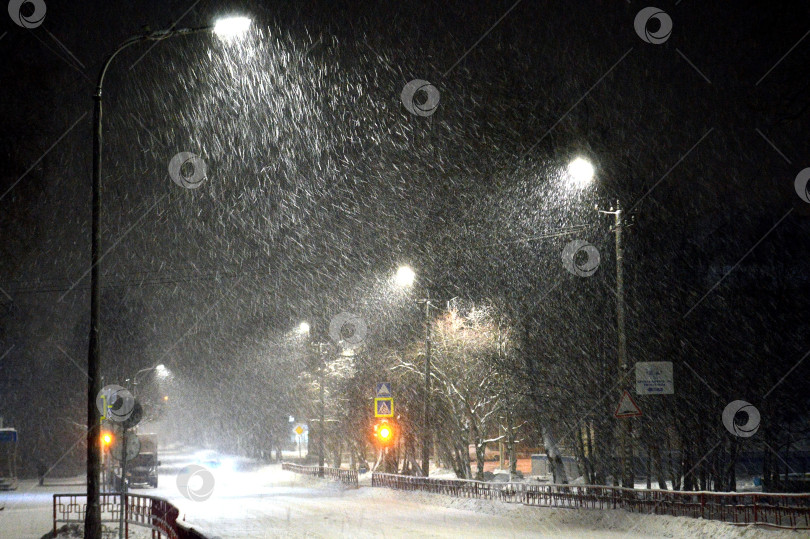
(213, 16, 252, 40)
(101, 432, 113, 446)
(566, 157, 595, 188)
(394, 265, 415, 288)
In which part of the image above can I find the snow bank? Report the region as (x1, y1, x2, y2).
(354, 486, 804, 538)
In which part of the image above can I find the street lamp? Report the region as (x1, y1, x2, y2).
(293, 320, 328, 475)
(565, 157, 595, 189)
(85, 16, 251, 538)
(564, 156, 632, 487)
(393, 266, 434, 477)
(132, 364, 170, 396)
(308, 339, 330, 476)
(395, 265, 416, 288)
(213, 16, 252, 40)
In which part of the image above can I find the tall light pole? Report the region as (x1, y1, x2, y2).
(317, 343, 327, 474)
(394, 265, 434, 477)
(599, 202, 632, 488)
(85, 17, 250, 538)
(420, 295, 433, 478)
(567, 158, 633, 488)
(299, 320, 328, 476)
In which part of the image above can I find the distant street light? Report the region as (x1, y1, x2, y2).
(213, 16, 252, 40)
(395, 265, 416, 288)
(85, 16, 252, 538)
(132, 364, 171, 396)
(563, 155, 632, 487)
(393, 265, 433, 477)
(566, 157, 595, 188)
(297, 321, 311, 335)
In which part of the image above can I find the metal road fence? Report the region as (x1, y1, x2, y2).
(53, 493, 208, 539)
(371, 473, 810, 530)
(281, 462, 359, 487)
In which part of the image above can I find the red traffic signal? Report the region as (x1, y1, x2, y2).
(373, 420, 396, 446)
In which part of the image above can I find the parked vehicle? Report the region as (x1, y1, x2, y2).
(127, 433, 159, 488)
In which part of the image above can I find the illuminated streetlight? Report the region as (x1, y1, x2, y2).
(213, 16, 252, 40)
(390, 263, 433, 476)
(561, 152, 631, 486)
(298, 321, 311, 335)
(86, 16, 252, 536)
(395, 265, 416, 288)
(566, 157, 595, 188)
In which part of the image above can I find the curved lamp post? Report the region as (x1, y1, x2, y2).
(85, 17, 250, 538)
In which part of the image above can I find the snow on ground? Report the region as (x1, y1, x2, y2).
(264, 472, 803, 539)
(1, 447, 807, 539)
(162, 461, 810, 538)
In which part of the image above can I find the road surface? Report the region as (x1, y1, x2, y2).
(0, 447, 800, 538)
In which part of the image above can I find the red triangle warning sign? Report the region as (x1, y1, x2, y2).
(614, 390, 642, 418)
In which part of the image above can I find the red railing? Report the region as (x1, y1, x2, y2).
(372, 473, 810, 530)
(53, 493, 209, 538)
(282, 462, 359, 487)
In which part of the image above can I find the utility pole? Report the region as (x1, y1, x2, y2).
(311, 341, 327, 477)
(86, 72, 104, 539)
(421, 296, 432, 478)
(614, 201, 633, 488)
(319, 359, 325, 476)
(118, 428, 128, 539)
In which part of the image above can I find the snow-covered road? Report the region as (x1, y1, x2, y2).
(0, 447, 803, 538)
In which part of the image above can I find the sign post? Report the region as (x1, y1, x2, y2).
(294, 425, 305, 458)
(112, 430, 140, 539)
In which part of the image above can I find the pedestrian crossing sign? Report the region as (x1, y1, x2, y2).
(375, 382, 392, 398)
(374, 397, 394, 418)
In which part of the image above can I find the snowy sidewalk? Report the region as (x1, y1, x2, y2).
(175, 466, 803, 538)
(2, 463, 806, 538)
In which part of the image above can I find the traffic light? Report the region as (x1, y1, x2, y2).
(373, 420, 396, 446)
(100, 431, 113, 448)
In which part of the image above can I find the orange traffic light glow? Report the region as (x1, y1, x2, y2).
(373, 420, 395, 445)
(101, 432, 113, 446)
